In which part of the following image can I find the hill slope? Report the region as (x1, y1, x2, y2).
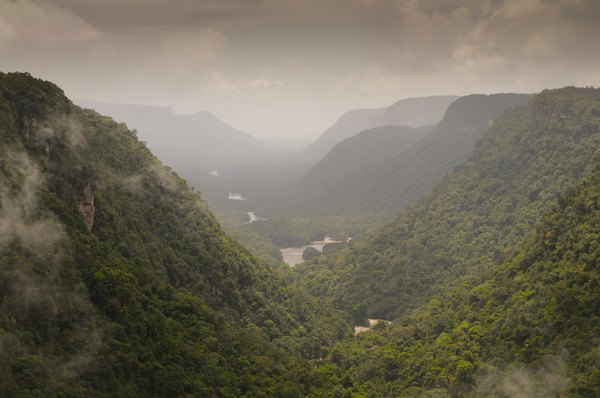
(300, 96, 458, 160)
(269, 94, 532, 218)
(0, 73, 347, 397)
(266, 124, 434, 216)
(295, 87, 600, 321)
(317, 154, 600, 397)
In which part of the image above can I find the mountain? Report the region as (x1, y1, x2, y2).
(295, 87, 600, 322)
(0, 72, 348, 396)
(76, 99, 267, 174)
(6, 72, 599, 397)
(266, 93, 532, 218)
(297, 125, 435, 192)
(315, 154, 600, 397)
(263, 124, 434, 217)
(300, 95, 458, 160)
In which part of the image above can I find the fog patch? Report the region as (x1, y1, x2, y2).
(0, 149, 64, 252)
(147, 161, 182, 192)
(120, 159, 183, 196)
(36, 116, 88, 151)
(474, 357, 571, 397)
(0, 145, 102, 379)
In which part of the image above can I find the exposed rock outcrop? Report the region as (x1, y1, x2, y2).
(69, 182, 95, 232)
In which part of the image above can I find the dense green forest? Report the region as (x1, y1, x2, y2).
(0, 72, 349, 397)
(295, 87, 600, 321)
(1, 72, 598, 398)
(312, 154, 600, 397)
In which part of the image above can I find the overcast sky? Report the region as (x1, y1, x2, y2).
(2, 0, 600, 140)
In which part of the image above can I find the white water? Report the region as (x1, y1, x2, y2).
(247, 211, 267, 223)
(354, 319, 390, 335)
(280, 236, 344, 266)
(228, 193, 246, 200)
(280, 242, 324, 266)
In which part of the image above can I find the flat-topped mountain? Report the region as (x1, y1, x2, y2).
(299, 95, 458, 160)
(76, 99, 268, 172)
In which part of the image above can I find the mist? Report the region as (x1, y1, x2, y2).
(0, 118, 103, 381)
(2, 1, 600, 396)
(2, 0, 600, 141)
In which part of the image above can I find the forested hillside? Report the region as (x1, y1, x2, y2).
(2, 72, 598, 398)
(295, 87, 600, 321)
(301, 125, 434, 188)
(299, 96, 457, 161)
(274, 94, 532, 218)
(264, 125, 434, 217)
(0, 72, 348, 397)
(314, 153, 600, 397)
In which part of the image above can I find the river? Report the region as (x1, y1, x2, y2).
(247, 211, 267, 223)
(280, 236, 344, 266)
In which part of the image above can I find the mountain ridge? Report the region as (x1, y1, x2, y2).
(0, 72, 347, 397)
(295, 87, 600, 321)
(315, 153, 600, 397)
(75, 99, 268, 172)
(263, 93, 532, 219)
(299, 95, 458, 161)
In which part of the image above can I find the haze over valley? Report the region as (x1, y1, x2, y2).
(1, 1, 600, 397)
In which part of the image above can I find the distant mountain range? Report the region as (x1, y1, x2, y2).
(299, 95, 458, 160)
(266, 93, 532, 218)
(299, 124, 435, 189)
(76, 99, 268, 174)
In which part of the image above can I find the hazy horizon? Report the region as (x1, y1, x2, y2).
(2, 0, 600, 140)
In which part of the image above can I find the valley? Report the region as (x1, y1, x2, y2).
(4, 2, 600, 396)
(2, 67, 599, 397)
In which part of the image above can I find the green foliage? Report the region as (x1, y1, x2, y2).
(265, 94, 532, 219)
(2, 72, 599, 398)
(312, 156, 600, 397)
(296, 87, 600, 321)
(244, 218, 311, 247)
(303, 247, 321, 261)
(322, 241, 347, 256)
(0, 72, 350, 397)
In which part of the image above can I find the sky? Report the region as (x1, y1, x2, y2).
(2, 0, 600, 141)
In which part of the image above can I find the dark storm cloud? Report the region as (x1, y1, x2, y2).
(2, 0, 599, 138)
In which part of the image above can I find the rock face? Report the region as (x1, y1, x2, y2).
(71, 182, 95, 232)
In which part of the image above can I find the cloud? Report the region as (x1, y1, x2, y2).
(474, 357, 572, 397)
(0, 0, 103, 51)
(0, 139, 102, 380)
(46, 0, 264, 28)
(210, 71, 282, 96)
(156, 28, 227, 75)
(368, 0, 600, 76)
(0, 149, 64, 251)
(4, 0, 600, 138)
